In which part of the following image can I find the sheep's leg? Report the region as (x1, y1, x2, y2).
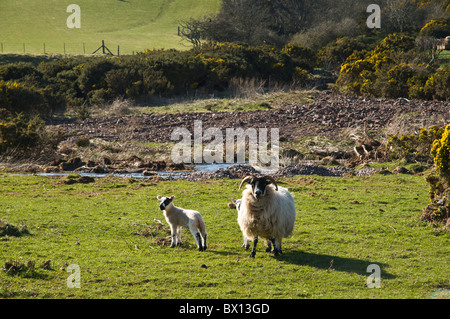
(249, 235, 258, 258)
(265, 238, 274, 253)
(273, 238, 282, 257)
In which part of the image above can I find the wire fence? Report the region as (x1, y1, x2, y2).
(0, 41, 132, 56)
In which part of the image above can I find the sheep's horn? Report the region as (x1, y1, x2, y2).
(265, 176, 278, 191)
(239, 176, 254, 190)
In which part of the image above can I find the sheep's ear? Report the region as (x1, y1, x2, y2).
(156, 195, 162, 200)
(239, 176, 253, 190)
(231, 198, 237, 204)
(170, 195, 175, 200)
(265, 176, 278, 191)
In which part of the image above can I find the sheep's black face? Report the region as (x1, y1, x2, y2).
(251, 178, 271, 199)
(240, 175, 278, 199)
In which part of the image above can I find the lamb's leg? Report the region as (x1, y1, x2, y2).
(189, 226, 203, 251)
(169, 224, 176, 248)
(176, 226, 183, 246)
(201, 232, 207, 251)
(249, 235, 258, 258)
(195, 232, 203, 251)
(242, 236, 250, 250)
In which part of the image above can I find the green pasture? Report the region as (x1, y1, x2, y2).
(0, 173, 448, 298)
(0, 0, 220, 55)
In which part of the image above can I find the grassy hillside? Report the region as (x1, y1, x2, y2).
(0, 174, 449, 299)
(0, 0, 220, 55)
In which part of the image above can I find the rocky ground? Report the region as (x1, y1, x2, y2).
(49, 90, 450, 144)
(11, 90, 448, 179)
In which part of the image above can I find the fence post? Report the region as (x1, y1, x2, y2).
(1, 43, 3, 53)
(83, 42, 85, 54)
(64, 43, 66, 55)
(117, 45, 120, 56)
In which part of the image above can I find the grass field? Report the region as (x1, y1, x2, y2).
(0, 173, 448, 299)
(0, 0, 220, 55)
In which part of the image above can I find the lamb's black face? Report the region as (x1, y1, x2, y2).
(235, 199, 242, 211)
(157, 196, 173, 210)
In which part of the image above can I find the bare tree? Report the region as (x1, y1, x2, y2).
(384, 0, 421, 33)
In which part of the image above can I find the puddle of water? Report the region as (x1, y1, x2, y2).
(4, 162, 248, 179)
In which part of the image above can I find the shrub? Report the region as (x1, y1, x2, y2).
(431, 124, 450, 182)
(422, 123, 450, 227)
(1, 43, 310, 118)
(387, 125, 444, 162)
(283, 43, 317, 72)
(0, 62, 41, 82)
(336, 34, 441, 99)
(317, 37, 367, 72)
(0, 113, 43, 154)
(424, 66, 450, 101)
(77, 58, 115, 98)
(0, 80, 53, 118)
(420, 18, 450, 38)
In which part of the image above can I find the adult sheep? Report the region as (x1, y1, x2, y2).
(238, 175, 296, 257)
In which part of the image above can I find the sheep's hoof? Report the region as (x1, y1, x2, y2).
(249, 252, 256, 258)
(242, 244, 250, 250)
(265, 247, 272, 253)
(170, 244, 176, 248)
(273, 249, 282, 257)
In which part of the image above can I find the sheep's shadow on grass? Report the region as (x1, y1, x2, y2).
(280, 250, 396, 278)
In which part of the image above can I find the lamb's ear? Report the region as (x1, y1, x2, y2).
(231, 198, 237, 204)
(156, 195, 162, 200)
(170, 195, 175, 200)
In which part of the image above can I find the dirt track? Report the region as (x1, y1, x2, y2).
(50, 91, 450, 144)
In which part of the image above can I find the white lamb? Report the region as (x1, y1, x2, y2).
(156, 195, 207, 251)
(237, 175, 296, 257)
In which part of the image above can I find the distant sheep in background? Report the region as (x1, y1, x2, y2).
(156, 195, 207, 251)
(237, 175, 296, 257)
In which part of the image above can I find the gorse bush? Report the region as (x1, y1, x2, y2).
(1, 42, 312, 117)
(317, 37, 368, 72)
(422, 123, 450, 228)
(389, 124, 450, 227)
(387, 125, 444, 162)
(337, 33, 449, 100)
(0, 113, 43, 154)
(0, 80, 53, 118)
(424, 66, 450, 101)
(419, 18, 450, 38)
(431, 124, 450, 182)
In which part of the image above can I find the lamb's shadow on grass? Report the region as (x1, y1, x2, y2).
(280, 250, 396, 278)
